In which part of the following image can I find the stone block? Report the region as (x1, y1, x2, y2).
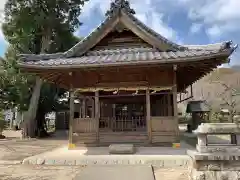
(196, 145, 240, 153)
(194, 123, 240, 134)
(65, 160, 76, 166)
(237, 135, 240, 145)
(36, 158, 45, 165)
(190, 169, 240, 180)
(109, 144, 135, 154)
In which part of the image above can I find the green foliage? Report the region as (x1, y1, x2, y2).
(3, 0, 88, 53)
(0, 0, 88, 134)
(0, 47, 34, 111)
(0, 111, 5, 133)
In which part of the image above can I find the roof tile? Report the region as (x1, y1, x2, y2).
(19, 47, 231, 68)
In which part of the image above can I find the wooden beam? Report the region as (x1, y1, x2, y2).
(95, 91, 100, 143)
(146, 89, 152, 143)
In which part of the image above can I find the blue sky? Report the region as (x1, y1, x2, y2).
(0, 0, 240, 65)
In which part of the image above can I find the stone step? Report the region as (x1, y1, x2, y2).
(109, 144, 135, 154)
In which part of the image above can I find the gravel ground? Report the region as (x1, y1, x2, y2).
(0, 165, 189, 180)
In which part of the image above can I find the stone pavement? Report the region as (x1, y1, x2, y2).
(74, 165, 155, 180)
(0, 165, 189, 180)
(22, 146, 192, 167)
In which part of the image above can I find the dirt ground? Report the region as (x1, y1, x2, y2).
(0, 130, 67, 161)
(0, 165, 189, 180)
(0, 139, 67, 161)
(0, 130, 190, 180)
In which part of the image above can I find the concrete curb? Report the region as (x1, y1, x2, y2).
(22, 155, 191, 167)
(0, 160, 22, 165)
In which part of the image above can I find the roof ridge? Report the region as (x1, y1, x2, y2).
(185, 41, 238, 51)
(86, 47, 157, 56)
(123, 9, 185, 51)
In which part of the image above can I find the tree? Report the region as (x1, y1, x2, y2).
(210, 74, 240, 123)
(1, 0, 88, 137)
(0, 47, 33, 111)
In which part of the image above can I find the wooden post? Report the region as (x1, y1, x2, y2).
(69, 89, 75, 149)
(82, 97, 86, 118)
(173, 65, 179, 140)
(146, 89, 152, 143)
(79, 99, 82, 118)
(167, 93, 172, 116)
(91, 98, 95, 118)
(95, 91, 100, 143)
(113, 104, 116, 118)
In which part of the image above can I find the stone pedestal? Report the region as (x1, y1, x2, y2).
(188, 123, 240, 180)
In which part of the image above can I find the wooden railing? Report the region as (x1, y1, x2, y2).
(73, 118, 96, 133)
(151, 116, 178, 143)
(151, 116, 177, 132)
(99, 116, 146, 132)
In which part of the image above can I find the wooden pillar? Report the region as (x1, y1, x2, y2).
(91, 98, 95, 118)
(79, 99, 82, 118)
(146, 89, 152, 143)
(82, 98, 86, 118)
(173, 65, 179, 139)
(113, 104, 116, 118)
(95, 91, 100, 142)
(68, 89, 75, 148)
(167, 93, 172, 116)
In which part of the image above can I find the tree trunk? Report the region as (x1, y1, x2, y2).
(22, 78, 43, 138)
(21, 29, 51, 138)
(35, 108, 48, 137)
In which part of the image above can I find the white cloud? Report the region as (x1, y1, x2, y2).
(190, 23, 202, 34)
(131, 0, 178, 41)
(80, 0, 179, 42)
(80, 0, 111, 18)
(176, 0, 240, 39)
(206, 25, 222, 38)
(0, 0, 7, 41)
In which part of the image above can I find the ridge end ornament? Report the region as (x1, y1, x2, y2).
(105, 0, 136, 17)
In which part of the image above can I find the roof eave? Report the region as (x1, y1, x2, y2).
(17, 50, 232, 70)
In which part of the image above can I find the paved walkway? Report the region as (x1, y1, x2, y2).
(0, 165, 189, 180)
(74, 165, 155, 180)
(22, 145, 191, 167)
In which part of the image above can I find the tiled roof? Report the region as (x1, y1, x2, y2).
(18, 47, 234, 69)
(18, 0, 238, 68)
(19, 41, 237, 62)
